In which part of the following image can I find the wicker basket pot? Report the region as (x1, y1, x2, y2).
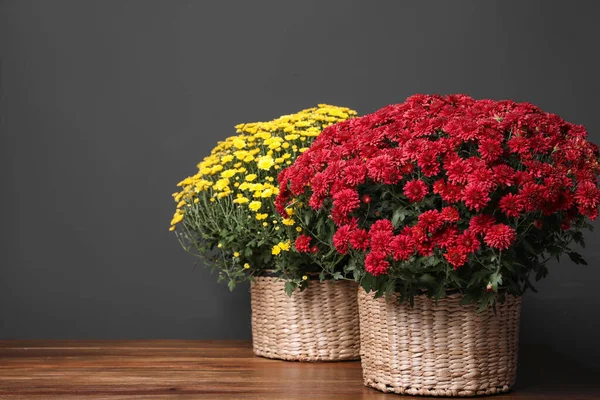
(250, 276, 360, 361)
(358, 288, 522, 397)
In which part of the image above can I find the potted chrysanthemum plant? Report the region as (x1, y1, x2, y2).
(170, 104, 361, 361)
(276, 94, 599, 395)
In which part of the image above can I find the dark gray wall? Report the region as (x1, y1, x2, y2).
(2, 0, 599, 366)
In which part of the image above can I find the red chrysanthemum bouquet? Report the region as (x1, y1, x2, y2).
(276, 94, 600, 308)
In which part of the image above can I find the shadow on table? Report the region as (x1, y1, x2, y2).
(506, 344, 600, 398)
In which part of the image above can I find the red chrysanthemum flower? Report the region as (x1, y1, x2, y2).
(332, 224, 354, 254)
(560, 219, 571, 230)
(310, 172, 330, 198)
(403, 179, 429, 202)
(484, 224, 517, 250)
(332, 188, 360, 215)
(499, 193, 524, 218)
(440, 206, 460, 223)
(369, 221, 394, 253)
(431, 226, 459, 248)
(367, 154, 400, 184)
(390, 234, 415, 261)
(463, 183, 490, 211)
(309, 193, 325, 210)
(417, 150, 440, 177)
(446, 158, 472, 184)
(370, 219, 394, 233)
(365, 251, 390, 276)
(469, 214, 496, 235)
(418, 210, 444, 233)
(575, 181, 600, 210)
(493, 164, 515, 187)
(350, 228, 370, 251)
(478, 138, 504, 162)
(580, 205, 599, 220)
(443, 117, 479, 141)
(455, 229, 481, 254)
(445, 246, 468, 269)
(295, 234, 312, 253)
(507, 135, 531, 155)
(433, 179, 463, 203)
(519, 182, 546, 212)
(469, 167, 496, 189)
(342, 162, 367, 186)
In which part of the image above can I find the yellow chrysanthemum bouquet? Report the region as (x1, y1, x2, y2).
(170, 105, 357, 292)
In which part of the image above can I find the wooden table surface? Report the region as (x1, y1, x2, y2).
(0, 340, 598, 400)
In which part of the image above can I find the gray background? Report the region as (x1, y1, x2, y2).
(2, 0, 599, 367)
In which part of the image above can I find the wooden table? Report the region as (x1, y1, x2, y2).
(0, 340, 598, 399)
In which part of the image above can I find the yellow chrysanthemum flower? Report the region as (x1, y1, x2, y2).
(278, 240, 291, 251)
(271, 244, 281, 255)
(256, 155, 274, 170)
(171, 212, 184, 225)
(213, 178, 230, 191)
(221, 155, 234, 163)
(261, 188, 274, 198)
(248, 201, 262, 212)
(232, 196, 249, 204)
(220, 169, 237, 178)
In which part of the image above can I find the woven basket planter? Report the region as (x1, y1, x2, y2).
(358, 288, 522, 397)
(250, 276, 360, 361)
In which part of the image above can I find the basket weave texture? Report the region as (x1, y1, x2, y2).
(358, 288, 522, 397)
(250, 276, 360, 361)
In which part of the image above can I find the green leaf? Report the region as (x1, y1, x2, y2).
(360, 273, 377, 293)
(477, 292, 494, 312)
(303, 213, 311, 227)
(227, 280, 236, 292)
(461, 293, 474, 305)
(391, 207, 406, 227)
(567, 251, 588, 266)
(489, 271, 502, 291)
(572, 231, 585, 248)
(345, 258, 356, 272)
(434, 285, 445, 302)
(418, 273, 437, 286)
(284, 281, 297, 296)
(535, 266, 548, 281)
(523, 240, 538, 255)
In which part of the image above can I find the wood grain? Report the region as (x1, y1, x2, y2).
(0, 340, 598, 399)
